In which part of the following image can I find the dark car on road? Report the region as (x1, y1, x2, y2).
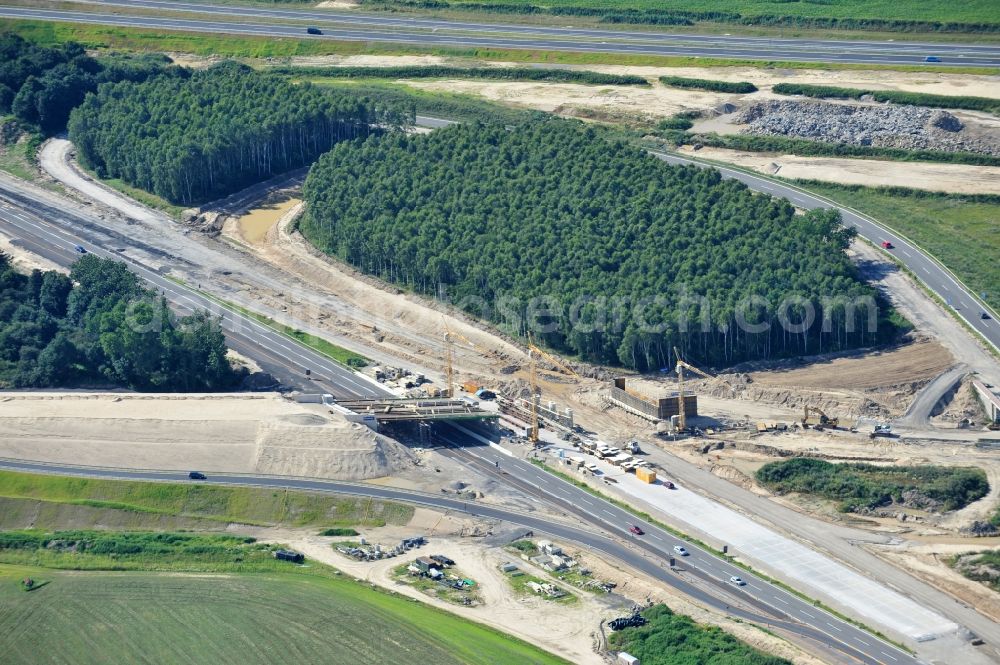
(629, 525, 644, 535)
(924, 56, 941, 62)
(188, 471, 207, 480)
(74, 245, 87, 254)
(306, 27, 322, 35)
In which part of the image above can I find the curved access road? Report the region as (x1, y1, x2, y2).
(0, 455, 918, 665)
(2, 3, 999, 67)
(0, 185, 389, 399)
(651, 150, 1000, 355)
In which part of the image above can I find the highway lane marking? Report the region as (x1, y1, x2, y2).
(826, 622, 842, 632)
(880, 651, 898, 661)
(800, 610, 815, 618)
(603, 509, 616, 517)
(856, 638, 870, 646)
(774, 595, 788, 604)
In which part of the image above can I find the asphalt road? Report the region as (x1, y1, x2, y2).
(0, 452, 918, 665)
(0, 180, 932, 662)
(2, 3, 999, 67)
(0, 187, 390, 399)
(650, 151, 1000, 353)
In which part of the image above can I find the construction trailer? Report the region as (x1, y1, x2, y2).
(609, 378, 697, 422)
(635, 467, 656, 484)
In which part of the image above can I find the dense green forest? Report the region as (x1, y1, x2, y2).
(302, 118, 901, 370)
(659, 76, 757, 94)
(0, 253, 237, 391)
(68, 62, 410, 204)
(275, 65, 648, 85)
(772, 83, 1000, 116)
(608, 604, 792, 665)
(756, 458, 988, 513)
(0, 32, 177, 134)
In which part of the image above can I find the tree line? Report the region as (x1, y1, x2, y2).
(302, 118, 902, 371)
(659, 76, 757, 94)
(0, 32, 178, 135)
(756, 458, 989, 513)
(275, 65, 649, 86)
(608, 604, 792, 665)
(0, 253, 237, 391)
(68, 61, 411, 204)
(772, 82, 1000, 116)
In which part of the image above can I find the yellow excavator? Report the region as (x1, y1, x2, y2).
(802, 405, 839, 430)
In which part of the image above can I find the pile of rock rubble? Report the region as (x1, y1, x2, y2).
(735, 100, 1000, 157)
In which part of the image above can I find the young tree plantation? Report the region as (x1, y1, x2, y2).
(68, 62, 410, 204)
(302, 119, 902, 370)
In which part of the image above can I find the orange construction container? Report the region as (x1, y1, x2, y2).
(462, 382, 480, 393)
(635, 467, 657, 484)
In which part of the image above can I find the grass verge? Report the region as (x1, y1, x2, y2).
(0, 469, 412, 528)
(787, 182, 1000, 314)
(528, 457, 913, 654)
(1, 18, 996, 75)
(172, 279, 371, 368)
(76, 162, 186, 219)
(0, 131, 42, 181)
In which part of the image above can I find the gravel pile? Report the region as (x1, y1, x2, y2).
(736, 100, 1000, 156)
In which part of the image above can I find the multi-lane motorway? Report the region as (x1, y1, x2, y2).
(0, 175, 933, 664)
(2, 1, 1000, 67)
(0, 184, 383, 399)
(650, 151, 1000, 353)
(0, 445, 916, 665)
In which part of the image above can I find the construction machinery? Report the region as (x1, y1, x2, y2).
(523, 336, 579, 445)
(442, 318, 455, 399)
(674, 347, 711, 432)
(802, 405, 839, 430)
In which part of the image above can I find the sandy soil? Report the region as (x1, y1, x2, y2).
(746, 339, 955, 392)
(230, 196, 527, 381)
(405, 78, 737, 120)
(0, 392, 415, 480)
(678, 146, 1000, 194)
(868, 542, 1000, 625)
(256, 514, 826, 665)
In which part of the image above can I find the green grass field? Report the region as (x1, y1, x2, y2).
(435, 0, 998, 25)
(0, 565, 568, 665)
(793, 183, 1000, 313)
(0, 470, 413, 529)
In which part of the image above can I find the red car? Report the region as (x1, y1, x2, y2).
(629, 525, 644, 535)
(881, 240, 894, 249)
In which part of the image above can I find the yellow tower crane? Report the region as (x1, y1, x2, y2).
(524, 336, 579, 444)
(442, 318, 455, 399)
(673, 347, 712, 432)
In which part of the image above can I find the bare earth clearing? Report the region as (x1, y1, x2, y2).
(0, 392, 415, 480)
(677, 146, 1000, 194)
(253, 511, 824, 665)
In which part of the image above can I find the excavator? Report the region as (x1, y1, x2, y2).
(802, 405, 839, 430)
